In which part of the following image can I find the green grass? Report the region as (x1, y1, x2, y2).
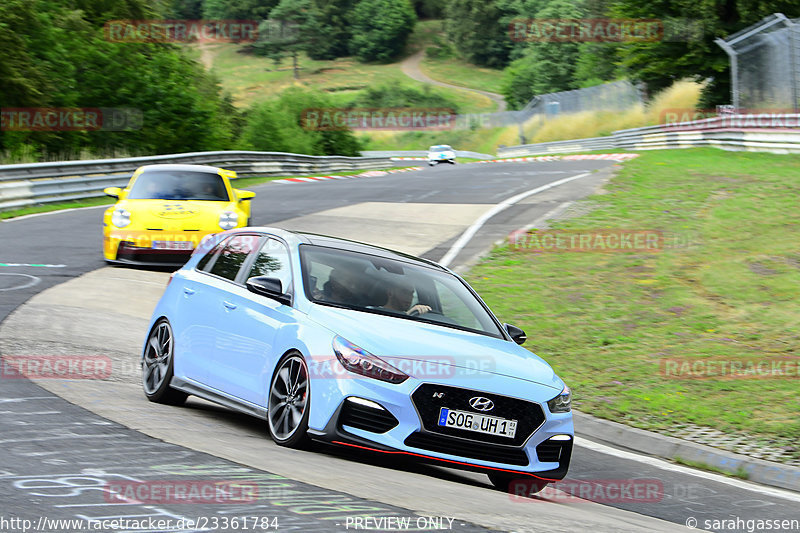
(466, 148, 800, 444)
(673, 457, 750, 480)
(0, 196, 116, 220)
(420, 56, 505, 95)
(197, 43, 494, 113)
(411, 20, 505, 95)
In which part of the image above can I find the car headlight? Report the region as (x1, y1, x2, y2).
(111, 208, 131, 228)
(547, 385, 571, 413)
(218, 211, 238, 230)
(332, 336, 408, 384)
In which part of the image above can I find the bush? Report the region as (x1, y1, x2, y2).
(348, 84, 459, 111)
(240, 87, 363, 156)
(425, 45, 453, 59)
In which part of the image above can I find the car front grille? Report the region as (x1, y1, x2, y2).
(404, 432, 530, 466)
(410, 384, 546, 447)
(117, 242, 192, 265)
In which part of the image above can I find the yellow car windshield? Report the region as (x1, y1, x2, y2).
(128, 171, 229, 201)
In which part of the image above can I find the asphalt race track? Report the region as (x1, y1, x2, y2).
(2, 160, 799, 533)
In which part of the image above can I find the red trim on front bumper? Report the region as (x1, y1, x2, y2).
(330, 440, 559, 483)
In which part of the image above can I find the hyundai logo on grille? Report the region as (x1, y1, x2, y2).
(469, 396, 494, 412)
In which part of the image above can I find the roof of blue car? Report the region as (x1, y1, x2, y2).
(298, 232, 445, 270)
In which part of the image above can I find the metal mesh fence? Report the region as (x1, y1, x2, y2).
(716, 14, 800, 111)
(459, 79, 643, 130)
(523, 80, 643, 116)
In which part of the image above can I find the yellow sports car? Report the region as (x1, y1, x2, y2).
(103, 163, 255, 265)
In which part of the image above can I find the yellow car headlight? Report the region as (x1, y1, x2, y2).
(111, 208, 131, 228)
(218, 210, 238, 230)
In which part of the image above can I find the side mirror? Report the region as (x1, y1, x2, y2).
(236, 189, 256, 201)
(504, 323, 527, 345)
(104, 187, 122, 199)
(246, 276, 291, 305)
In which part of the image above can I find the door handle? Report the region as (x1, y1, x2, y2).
(223, 301, 237, 310)
(183, 287, 195, 295)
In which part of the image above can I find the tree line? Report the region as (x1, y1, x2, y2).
(3, 0, 797, 161)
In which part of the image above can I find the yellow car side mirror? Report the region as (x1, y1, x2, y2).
(104, 187, 122, 199)
(236, 189, 256, 201)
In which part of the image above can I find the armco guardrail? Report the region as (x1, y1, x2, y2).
(496, 137, 617, 157)
(0, 151, 394, 211)
(361, 150, 496, 159)
(497, 114, 800, 157)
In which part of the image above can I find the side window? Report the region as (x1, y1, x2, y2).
(247, 238, 292, 292)
(197, 235, 230, 272)
(209, 235, 260, 281)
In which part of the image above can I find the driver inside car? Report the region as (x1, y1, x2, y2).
(383, 279, 431, 316)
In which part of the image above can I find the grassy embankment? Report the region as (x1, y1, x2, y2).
(198, 21, 513, 155)
(467, 148, 800, 452)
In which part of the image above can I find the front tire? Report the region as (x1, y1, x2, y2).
(142, 319, 188, 405)
(267, 352, 310, 448)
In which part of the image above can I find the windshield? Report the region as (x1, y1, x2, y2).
(300, 245, 503, 338)
(430, 145, 452, 152)
(128, 170, 230, 201)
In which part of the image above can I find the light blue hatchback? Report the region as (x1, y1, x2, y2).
(142, 227, 573, 492)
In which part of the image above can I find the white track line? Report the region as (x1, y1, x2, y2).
(438, 172, 591, 267)
(3, 204, 108, 222)
(0, 273, 41, 292)
(576, 437, 800, 503)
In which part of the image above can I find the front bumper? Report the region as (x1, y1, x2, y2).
(103, 228, 213, 265)
(307, 377, 573, 481)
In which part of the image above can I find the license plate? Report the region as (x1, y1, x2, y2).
(438, 407, 517, 438)
(152, 241, 193, 250)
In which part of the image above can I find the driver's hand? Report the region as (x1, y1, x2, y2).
(408, 304, 431, 316)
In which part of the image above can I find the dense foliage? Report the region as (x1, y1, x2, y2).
(253, 0, 416, 63)
(0, 0, 236, 158)
(241, 88, 363, 156)
(4, 0, 799, 160)
(440, 0, 800, 107)
(349, 0, 417, 62)
(0, 0, 371, 160)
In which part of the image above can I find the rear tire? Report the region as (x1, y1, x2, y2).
(142, 319, 188, 405)
(488, 473, 548, 495)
